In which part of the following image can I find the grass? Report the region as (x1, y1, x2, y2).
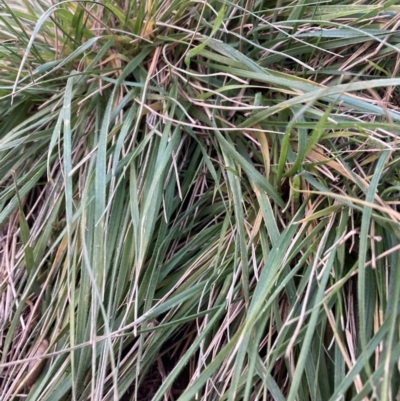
(0, 0, 400, 400)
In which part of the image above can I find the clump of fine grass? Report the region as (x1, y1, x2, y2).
(0, 0, 400, 400)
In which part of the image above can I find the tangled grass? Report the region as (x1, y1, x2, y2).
(0, 1, 400, 400)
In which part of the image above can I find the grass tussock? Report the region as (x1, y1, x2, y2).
(0, 0, 400, 400)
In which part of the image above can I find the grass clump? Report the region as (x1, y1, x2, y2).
(0, 0, 400, 400)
